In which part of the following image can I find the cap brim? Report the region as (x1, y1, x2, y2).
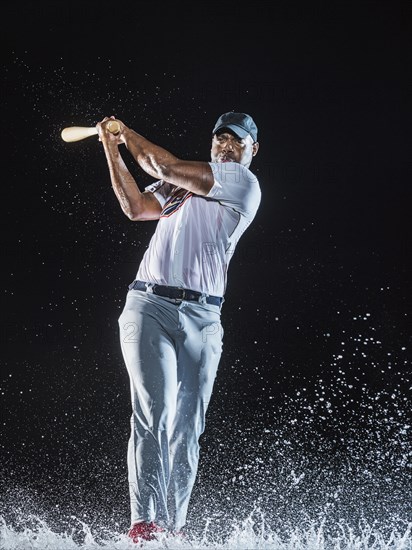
(213, 124, 249, 139)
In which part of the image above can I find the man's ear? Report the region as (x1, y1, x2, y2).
(252, 142, 260, 156)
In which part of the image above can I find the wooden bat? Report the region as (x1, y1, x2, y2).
(61, 120, 121, 142)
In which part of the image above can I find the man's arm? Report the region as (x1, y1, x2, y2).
(103, 118, 215, 196)
(96, 118, 162, 221)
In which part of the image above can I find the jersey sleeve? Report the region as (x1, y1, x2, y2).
(143, 180, 173, 208)
(206, 162, 261, 217)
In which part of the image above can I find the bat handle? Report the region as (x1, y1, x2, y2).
(107, 120, 121, 135)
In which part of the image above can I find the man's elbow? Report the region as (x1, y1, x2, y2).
(119, 206, 138, 221)
(127, 211, 140, 221)
(127, 210, 160, 222)
(124, 194, 162, 221)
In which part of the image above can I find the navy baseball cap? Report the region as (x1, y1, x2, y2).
(213, 112, 258, 142)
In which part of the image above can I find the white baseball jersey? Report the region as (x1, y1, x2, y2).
(135, 161, 261, 297)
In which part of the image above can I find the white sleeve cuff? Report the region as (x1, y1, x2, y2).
(206, 180, 223, 198)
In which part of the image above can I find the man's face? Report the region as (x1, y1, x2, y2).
(210, 130, 259, 167)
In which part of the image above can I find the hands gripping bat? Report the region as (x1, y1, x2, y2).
(61, 120, 121, 142)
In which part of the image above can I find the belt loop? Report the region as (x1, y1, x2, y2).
(145, 282, 155, 294)
(199, 293, 208, 305)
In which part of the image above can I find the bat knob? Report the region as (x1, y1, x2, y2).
(107, 120, 121, 135)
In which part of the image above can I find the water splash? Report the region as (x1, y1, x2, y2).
(1, 511, 411, 549)
(2, 367, 411, 549)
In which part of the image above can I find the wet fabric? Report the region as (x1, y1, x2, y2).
(118, 289, 223, 530)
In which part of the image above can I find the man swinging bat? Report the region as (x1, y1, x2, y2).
(95, 112, 261, 544)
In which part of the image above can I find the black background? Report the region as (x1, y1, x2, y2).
(1, 0, 411, 540)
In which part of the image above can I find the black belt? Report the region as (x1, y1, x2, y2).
(128, 280, 223, 307)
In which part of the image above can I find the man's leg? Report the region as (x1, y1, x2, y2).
(118, 290, 179, 528)
(168, 301, 224, 531)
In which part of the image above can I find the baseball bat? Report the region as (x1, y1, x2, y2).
(61, 120, 121, 142)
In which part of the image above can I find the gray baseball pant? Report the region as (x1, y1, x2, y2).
(118, 288, 223, 531)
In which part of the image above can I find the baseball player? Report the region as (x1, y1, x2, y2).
(96, 112, 261, 544)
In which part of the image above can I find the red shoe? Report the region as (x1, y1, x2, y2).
(127, 521, 164, 544)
